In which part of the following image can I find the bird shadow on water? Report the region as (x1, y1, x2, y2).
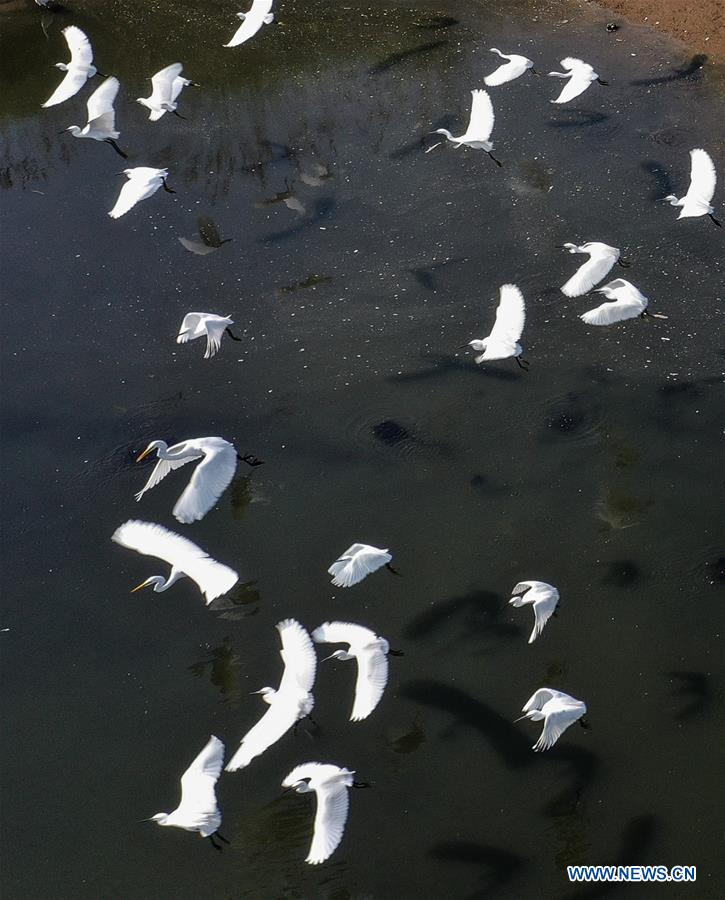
(599, 559, 642, 588)
(403, 589, 523, 646)
(262, 197, 336, 242)
(427, 841, 526, 898)
(369, 40, 447, 75)
(640, 160, 675, 200)
(388, 353, 521, 385)
(547, 110, 609, 128)
(631, 55, 707, 86)
(666, 671, 712, 720)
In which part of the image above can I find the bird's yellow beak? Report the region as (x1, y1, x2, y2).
(136, 447, 153, 462)
(131, 580, 150, 593)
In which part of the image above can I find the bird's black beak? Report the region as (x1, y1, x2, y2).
(456, 344, 469, 350)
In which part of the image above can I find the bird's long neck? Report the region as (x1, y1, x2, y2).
(161, 569, 186, 591)
(159, 443, 195, 461)
(67, 126, 82, 136)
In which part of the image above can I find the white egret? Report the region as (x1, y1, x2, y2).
(659, 148, 720, 226)
(560, 242, 628, 297)
(111, 519, 239, 604)
(42, 26, 101, 108)
(548, 58, 606, 104)
(515, 688, 588, 751)
(61, 76, 126, 158)
(426, 89, 501, 165)
(328, 544, 397, 588)
(312, 622, 394, 721)
(225, 0, 275, 48)
(135, 436, 263, 524)
(226, 619, 317, 771)
(459, 283, 528, 369)
(509, 581, 559, 644)
(108, 167, 175, 219)
(137, 63, 197, 121)
(282, 763, 367, 865)
(176, 313, 242, 359)
(149, 735, 229, 849)
(484, 48, 537, 86)
(580, 278, 665, 325)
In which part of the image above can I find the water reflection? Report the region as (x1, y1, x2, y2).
(188, 638, 241, 701)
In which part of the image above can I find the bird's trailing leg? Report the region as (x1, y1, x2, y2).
(352, 781, 370, 789)
(214, 831, 231, 845)
(617, 258, 631, 268)
(172, 109, 187, 120)
(579, 717, 591, 730)
(225, 327, 243, 341)
(596, 78, 609, 85)
(162, 178, 176, 194)
(237, 452, 264, 467)
(105, 139, 127, 159)
(487, 151, 503, 168)
(515, 356, 530, 371)
(388, 648, 405, 657)
(95, 70, 108, 78)
(708, 213, 722, 227)
(207, 834, 223, 852)
(386, 562, 402, 577)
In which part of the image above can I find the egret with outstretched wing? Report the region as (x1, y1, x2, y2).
(328, 544, 394, 588)
(548, 57, 605, 104)
(62, 77, 125, 158)
(427, 89, 501, 165)
(109, 167, 174, 219)
(42, 26, 99, 108)
(659, 148, 720, 225)
(224, 0, 275, 48)
(461, 283, 527, 368)
(138, 63, 196, 121)
(560, 242, 625, 297)
(484, 48, 536, 86)
(509, 581, 559, 643)
(580, 279, 654, 325)
(176, 313, 241, 359)
(515, 688, 587, 751)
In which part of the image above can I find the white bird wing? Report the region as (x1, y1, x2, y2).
(522, 687, 570, 712)
(311, 621, 377, 647)
(466, 89, 495, 141)
(149, 63, 183, 105)
(480, 283, 525, 358)
(224, 0, 274, 47)
(176, 313, 204, 343)
(307, 779, 350, 865)
(328, 546, 392, 588)
(64, 25, 94, 68)
(202, 318, 229, 359)
(685, 148, 717, 205)
(135, 451, 203, 502)
(42, 67, 89, 108)
(533, 704, 581, 751)
(170, 75, 190, 104)
(350, 646, 389, 721)
(529, 594, 558, 644)
(561, 247, 617, 297)
(225, 698, 300, 771)
(580, 296, 645, 325)
(550, 60, 594, 104)
(108, 171, 161, 219)
(484, 58, 527, 86)
(172, 441, 237, 524)
(86, 76, 119, 128)
(277, 618, 317, 694)
(111, 520, 238, 602)
(175, 735, 224, 836)
(511, 581, 533, 596)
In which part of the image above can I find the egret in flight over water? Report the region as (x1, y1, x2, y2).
(226, 619, 316, 771)
(459, 283, 528, 369)
(548, 58, 607, 104)
(42, 26, 102, 108)
(225, 0, 275, 47)
(509, 581, 559, 643)
(560, 242, 628, 297)
(516, 688, 588, 751)
(62, 76, 126, 158)
(328, 544, 397, 588)
(137, 63, 197, 121)
(426, 89, 501, 165)
(135, 436, 262, 524)
(176, 313, 242, 359)
(112, 520, 239, 603)
(282, 763, 367, 865)
(659, 148, 720, 226)
(580, 278, 666, 325)
(108, 167, 175, 219)
(313, 622, 395, 721)
(484, 48, 537, 86)
(149, 735, 230, 850)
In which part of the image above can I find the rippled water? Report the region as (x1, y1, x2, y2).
(1, 1, 724, 898)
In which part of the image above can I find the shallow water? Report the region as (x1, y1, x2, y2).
(1, 1, 724, 897)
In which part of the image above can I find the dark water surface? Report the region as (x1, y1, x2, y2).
(1, 1, 723, 897)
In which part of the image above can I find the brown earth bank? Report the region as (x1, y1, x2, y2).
(596, 0, 725, 60)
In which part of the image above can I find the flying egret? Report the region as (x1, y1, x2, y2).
(224, 0, 275, 48)
(149, 735, 229, 850)
(61, 76, 126, 158)
(111, 520, 239, 604)
(226, 619, 317, 771)
(560, 242, 628, 297)
(137, 63, 197, 121)
(659, 148, 720, 226)
(42, 26, 101, 108)
(312, 622, 395, 721)
(426, 89, 501, 165)
(459, 283, 528, 369)
(509, 581, 559, 643)
(548, 58, 607, 104)
(515, 688, 588, 751)
(135, 436, 262, 524)
(179, 215, 232, 255)
(108, 167, 175, 219)
(580, 278, 667, 325)
(282, 763, 368, 865)
(328, 544, 397, 588)
(176, 313, 242, 359)
(484, 48, 537, 86)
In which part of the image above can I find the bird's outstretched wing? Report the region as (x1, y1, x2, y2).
(64, 25, 94, 68)
(328, 546, 391, 587)
(42, 68, 88, 108)
(176, 313, 204, 343)
(225, 700, 300, 771)
(533, 705, 580, 751)
(176, 735, 224, 836)
(150, 63, 183, 104)
(202, 318, 229, 359)
(307, 778, 350, 864)
(522, 687, 569, 712)
(351, 646, 389, 721)
(277, 618, 317, 694)
(561, 247, 617, 297)
(108, 172, 159, 219)
(511, 581, 533, 596)
(135, 451, 202, 502)
(224, 0, 274, 47)
(312, 621, 376, 646)
(86, 76, 119, 129)
(529, 595, 557, 644)
(580, 297, 643, 325)
(172, 441, 237, 523)
(467, 89, 495, 140)
(484, 55, 529, 87)
(686, 148, 717, 204)
(487, 284, 525, 347)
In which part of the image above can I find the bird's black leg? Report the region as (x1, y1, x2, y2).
(579, 717, 591, 730)
(95, 70, 108, 79)
(172, 109, 187, 120)
(208, 835, 222, 851)
(386, 562, 402, 577)
(487, 151, 503, 168)
(162, 178, 176, 194)
(105, 139, 127, 159)
(237, 452, 264, 467)
(352, 781, 370, 789)
(515, 356, 530, 371)
(617, 258, 631, 268)
(708, 213, 722, 227)
(597, 78, 609, 85)
(215, 831, 231, 845)
(388, 648, 405, 657)
(306, 713, 319, 728)
(225, 327, 243, 341)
